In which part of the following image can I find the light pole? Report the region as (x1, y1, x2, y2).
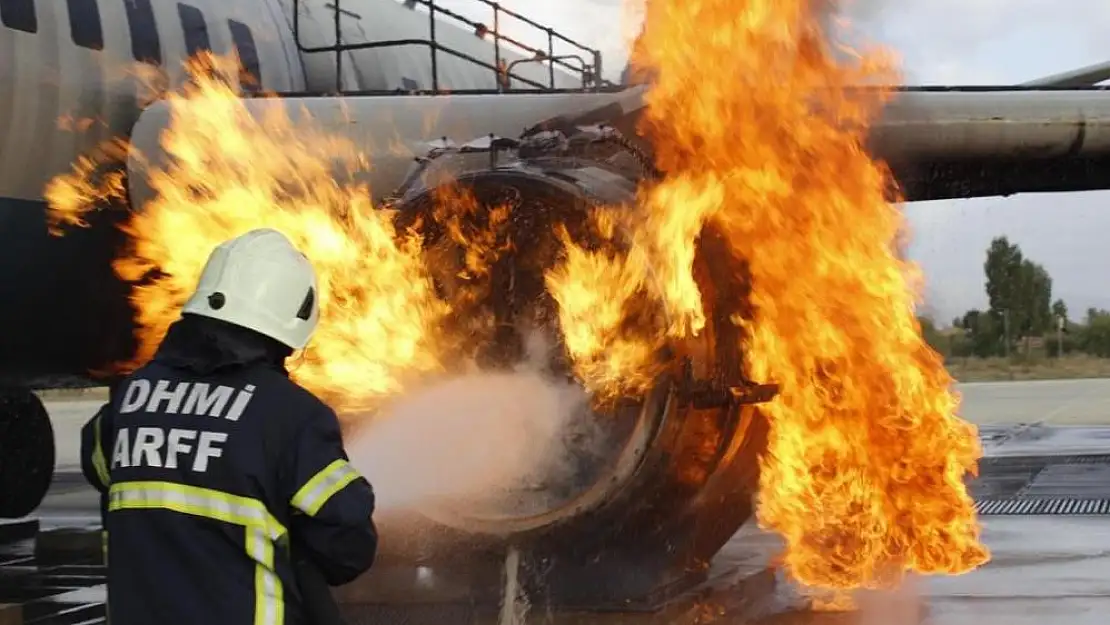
(1057, 315, 1065, 358)
(1002, 308, 1011, 359)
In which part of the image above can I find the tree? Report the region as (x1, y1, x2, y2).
(1080, 311, 1110, 357)
(960, 309, 982, 331)
(957, 308, 1002, 358)
(1017, 260, 1052, 336)
(1052, 299, 1069, 323)
(984, 236, 1023, 318)
(1087, 307, 1109, 325)
(982, 237, 1054, 347)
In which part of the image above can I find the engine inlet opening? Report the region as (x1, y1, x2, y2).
(392, 164, 659, 534)
(386, 132, 756, 539)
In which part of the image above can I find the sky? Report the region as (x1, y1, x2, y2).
(436, 0, 1110, 325)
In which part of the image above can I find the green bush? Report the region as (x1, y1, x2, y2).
(1079, 315, 1110, 357)
(1045, 332, 1080, 357)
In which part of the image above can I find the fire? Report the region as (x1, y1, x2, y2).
(619, 0, 990, 589)
(44, 0, 990, 594)
(45, 55, 452, 414)
(545, 209, 666, 397)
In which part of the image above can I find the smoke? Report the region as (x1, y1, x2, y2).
(815, 0, 895, 52)
(779, 579, 929, 625)
(344, 332, 601, 516)
(832, 0, 892, 22)
(851, 578, 927, 625)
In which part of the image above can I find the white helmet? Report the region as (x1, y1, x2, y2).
(182, 228, 319, 350)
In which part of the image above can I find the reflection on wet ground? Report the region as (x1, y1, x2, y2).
(17, 488, 1110, 625)
(0, 466, 104, 625)
(732, 516, 1110, 625)
(0, 530, 104, 625)
(10, 388, 1110, 624)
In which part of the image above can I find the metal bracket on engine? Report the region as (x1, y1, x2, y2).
(418, 134, 523, 169)
(517, 123, 619, 155)
(406, 122, 658, 180)
(675, 357, 779, 410)
(419, 124, 624, 161)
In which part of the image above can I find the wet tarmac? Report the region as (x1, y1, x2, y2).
(730, 517, 1110, 625)
(8, 379, 1110, 624)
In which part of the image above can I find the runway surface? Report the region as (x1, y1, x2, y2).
(21, 377, 1110, 624)
(957, 378, 1110, 426)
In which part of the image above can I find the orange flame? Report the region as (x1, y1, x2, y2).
(545, 212, 665, 396)
(45, 56, 451, 414)
(44, 0, 991, 592)
(623, 0, 989, 588)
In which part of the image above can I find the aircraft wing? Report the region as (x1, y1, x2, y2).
(875, 87, 1110, 201)
(127, 63, 1110, 207)
(540, 80, 1110, 203)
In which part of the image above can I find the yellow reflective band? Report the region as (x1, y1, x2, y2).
(290, 459, 362, 516)
(246, 526, 283, 625)
(102, 530, 110, 616)
(108, 481, 286, 540)
(108, 481, 287, 624)
(92, 415, 110, 489)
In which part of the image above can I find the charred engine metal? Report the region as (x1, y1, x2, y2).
(676, 357, 780, 411)
(386, 122, 659, 203)
(337, 125, 777, 614)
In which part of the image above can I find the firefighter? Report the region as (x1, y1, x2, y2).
(79, 228, 378, 625)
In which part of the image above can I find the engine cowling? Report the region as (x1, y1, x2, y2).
(336, 125, 777, 610)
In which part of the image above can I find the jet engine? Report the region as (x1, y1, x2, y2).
(333, 123, 778, 616)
